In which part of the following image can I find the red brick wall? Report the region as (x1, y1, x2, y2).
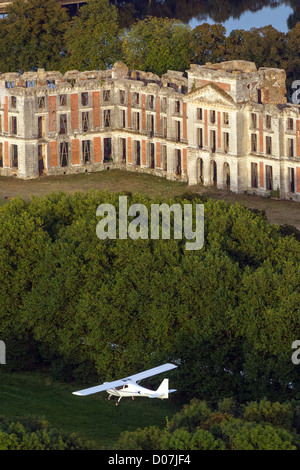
(127, 137, 132, 163)
(71, 139, 80, 165)
(142, 139, 146, 166)
(156, 142, 161, 168)
(48, 96, 57, 132)
(259, 161, 264, 187)
(92, 91, 101, 128)
(70, 94, 79, 130)
(296, 167, 300, 193)
(49, 141, 58, 167)
(93, 136, 101, 162)
(141, 94, 146, 131)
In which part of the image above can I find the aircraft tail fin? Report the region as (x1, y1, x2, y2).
(153, 378, 176, 399)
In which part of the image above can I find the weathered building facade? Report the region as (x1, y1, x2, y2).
(0, 60, 299, 200)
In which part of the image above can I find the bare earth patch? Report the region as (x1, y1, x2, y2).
(1, 169, 300, 230)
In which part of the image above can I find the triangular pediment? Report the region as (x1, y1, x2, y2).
(184, 83, 236, 107)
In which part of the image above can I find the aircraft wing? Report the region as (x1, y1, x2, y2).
(126, 363, 178, 383)
(72, 379, 128, 396)
(72, 363, 177, 396)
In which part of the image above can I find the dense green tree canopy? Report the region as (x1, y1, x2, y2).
(1, 191, 300, 403)
(63, 0, 122, 71)
(117, 398, 300, 450)
(121, 16, 193, 76)
(0, 0, 69, 73)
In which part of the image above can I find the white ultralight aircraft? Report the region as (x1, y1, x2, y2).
(72, 363, 178, 405)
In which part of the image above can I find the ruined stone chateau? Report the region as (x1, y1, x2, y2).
(0, 60, 299, 200)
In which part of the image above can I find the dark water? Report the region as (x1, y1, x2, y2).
(66, 1, 298, 32)
(106, 0, 298, 31)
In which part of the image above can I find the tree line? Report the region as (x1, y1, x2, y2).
(1, 190, 300, 405)
(117, 397, 300, 450)
(0, 0, 298, 99)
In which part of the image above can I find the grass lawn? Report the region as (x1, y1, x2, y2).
(0, 369, 178, 449)
(1, 169, 300, 229)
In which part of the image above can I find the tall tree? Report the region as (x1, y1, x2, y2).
(0, 0, 69, 73)
(122, 16, 193, 76)
(63, 0, 122, 71)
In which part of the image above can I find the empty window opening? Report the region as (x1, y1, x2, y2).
(81, 92, 88, 106)
(197, 127, 203, 148)
(11, 116, 17, 135)
(47, 80, 55, 90)
(266, 136, 272, 155)
(223, 112, 229, 125)
(175, 149, 181, 175)
(197, 157, 204, 184)
(210, 130, 216, 153)
(147, 114, 154, 135)
(210, 110, 216, 124)
(119, 90, 125, 105)
(251, 113, 257, 128)
(135, 140, 141, 165)
(197, 108, 203, 121)
(12, 144, 18, 168)
(38, 96, 45, 110)
(150, 143, 155, 168)
(82, 112, 89, 132)
(120, 138, 126, 162)
(266, 165, 273, 190)
(288, 167, 295, 193)
(104, 109, 111, 128)
(223, 132, 229, 153)
(175, 100, 180, 113)
(148, 95, 154, 109)
(175, 121, 181, 141)
(82, 140, 91, 163)
(59, 94, 67, 106)
(287, 118, 294, 131)
(103, 90, 110, 102)
(26, 80, 35, 88)
(133, 112, 140, 130)
(38, 116, 45, 138)
(133, 92, 139, 105)
(288, 138, 294, 157)
(251, 162, 258, 188)
(11, 96, 17, 108)
(211, 160, 217, 185)
(38, 144, 46, 174)
(59, 114, 67, 134)
(103, 138, 111, 162)
(251, 133, 257, 153)
(60, 142, 69, 167)
(266, 115, 272, 129)
(120, 109, 126, 128)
